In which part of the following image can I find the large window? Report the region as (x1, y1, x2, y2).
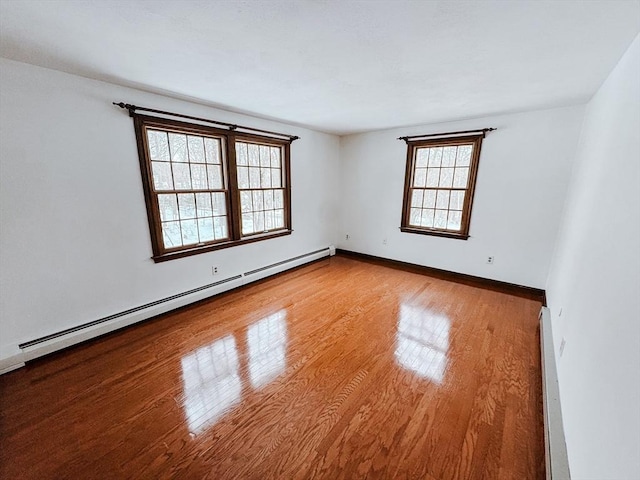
(400, 134, 483, 239)
(133, 115, 292, 262)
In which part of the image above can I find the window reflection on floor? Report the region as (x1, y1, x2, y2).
(181, 310, 288, 435)
(395, 303, 450, 383)
(247, 310, 288, 389)
(181, 334, 242, 434)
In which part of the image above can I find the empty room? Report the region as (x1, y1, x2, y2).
(0, 1, 638, 479)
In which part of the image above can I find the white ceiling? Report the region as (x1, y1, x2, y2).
(1, 0, 639, 135)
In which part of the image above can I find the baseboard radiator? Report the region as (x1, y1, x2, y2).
(540, 307, 571, 480)
(1, 247, 332, 373)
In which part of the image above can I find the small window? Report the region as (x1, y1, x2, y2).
(400, 134, 483, 239)
(133, 115, 292, 262)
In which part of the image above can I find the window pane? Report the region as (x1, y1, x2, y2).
(207, 164, 223, 189)
(178, 193, 196, 219)
(187, 136, 205, 163)
(264, 210, 274, 230)
(416, 148, 429, 167)
(195, 192, 212, 217)
(274, 209, 284, 228)
(449, 190, 465, 210)
(158, 194, 179, 221)
(423, 189, 437, 209)
(447, 211, 462, 231)
(274, 190, 284, 209)
(212, 192, 227, 216)
(411, 189, 423, 208)
(453, 167, 469, 188)
(428, 147, 442, 167)
(252, 190, 264, 211)
(237, 166, 249, 188)
(456, 145, 472, 166)
(236, 142, 248, 165)
(169, 133, 187, 162)
(270, 147, 281, 168)
(439, 168, 454, 188)
(436, 190, 450, 209)
(409, 208, 421, 226)
(441, 147, 456, 167)
(421, 209, 435, 228)
(173, 163, 191, 190)
(204, 138, 221, 164)
(152, 162, 174, 190)
(248, 144, 259, 166)
(240, 191, 252, 213)
(426, 168, 440, 187)
(242, 213, 254, 235)
(198, 217, 214, 242)
(253, 211, 265, 232)
(261, 168, 272, 188)
(213, 216, 228, 239)
(191, 164, 208, 190)
(259, 145, 271, 167)
(264, 190, 274, 209)
(271, 169, 282, 188)
(249, 167, 261, 188)
(147, 130, 170, 161)
(414, 168, 427, 187)
(434, 210, 448, 229)
(162, 221, 182, 248)
(180, 219, 198, 245)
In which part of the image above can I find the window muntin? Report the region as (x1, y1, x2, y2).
(134, 115, 292, 261)
(401, 135, 483, 239)
(235, 141, 286, 236)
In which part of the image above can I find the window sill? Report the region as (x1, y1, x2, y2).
(152, 229, 293, 263)
(400, 226, 469, 240)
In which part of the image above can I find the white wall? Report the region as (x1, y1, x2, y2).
(0, 58, 341, 364)
(338, 106, 585, 288)
(546, 34, 640, 480)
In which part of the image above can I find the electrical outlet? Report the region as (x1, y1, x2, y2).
(487, 256, 494, 264)
(559, 337, 566, 357)
(345, 234, 350, 240)
(212, 266, 219, 275)
(382, 238, 388, 245)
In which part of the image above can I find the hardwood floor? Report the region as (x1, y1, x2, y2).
(0, 256, 545, 479)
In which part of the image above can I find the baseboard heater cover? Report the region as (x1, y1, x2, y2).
(14, 247, 331, 366)
(19, 274, 242, 350)
(540, 307, 571, 480)
(244, 248, 329, 276)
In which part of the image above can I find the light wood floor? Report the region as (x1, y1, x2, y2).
(0, 256, 545, 479)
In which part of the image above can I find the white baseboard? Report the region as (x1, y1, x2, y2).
(540, 306, 571, 480)
(2, 247, 330, 374)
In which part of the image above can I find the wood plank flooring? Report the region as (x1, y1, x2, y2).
(0, 256, 545, 479)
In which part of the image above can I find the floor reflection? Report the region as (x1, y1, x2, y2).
(181, 334, 242, 434)
(247, 310, 288, 389)
(395, 303, 450, 383)
(181, 310, 288, 434)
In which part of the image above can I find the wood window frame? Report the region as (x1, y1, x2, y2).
(400, 134, 483, 240)
(133, 114, 292, 263)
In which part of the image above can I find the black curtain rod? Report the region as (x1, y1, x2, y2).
(113, 102, 299, 142)
(398, 127, 496, 142)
